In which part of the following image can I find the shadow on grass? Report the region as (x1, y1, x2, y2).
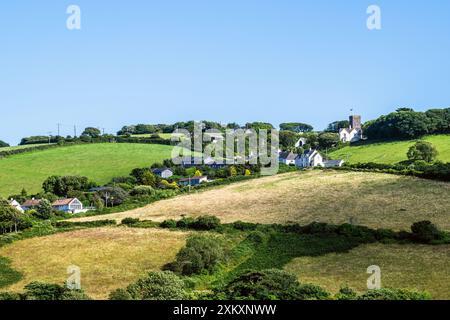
(0, 256, 23, 289)
(224, 232, 363, 282)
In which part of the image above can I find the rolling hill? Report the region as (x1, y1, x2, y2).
(328, 134, 450, 164)
(0, 143, 175, 197)
(73, 170, 450, 231)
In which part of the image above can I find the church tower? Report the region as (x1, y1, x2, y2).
(349, 115, 362, 130)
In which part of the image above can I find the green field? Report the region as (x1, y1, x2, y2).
(329, 135, 450, 164)
(0, 143, 175, 197)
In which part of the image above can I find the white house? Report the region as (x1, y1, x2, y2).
(279, 151, 298, 165)
(152, 168, 174, 179)
(52, 198, 85, 214)
(295, 149, 324, 168)
(295, 137, 308, 148)
(8, 199, 24, 213)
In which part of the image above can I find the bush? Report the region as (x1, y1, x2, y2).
(191, 215, 221, 230)
(232, 221, 258, 231)
(109, 271, 188, 300)
(160, 219, 177, 229)
(411, 221, 443, 243)
(176, 217, 196, 229)
(23, 282, 90, 300)
(246, 231, 268, 245)
(167, 235, 224, 276)
(130, 185, 155, 196)
(54, 220, 116, 228)
(357, 288, 431, 300)
(121, 217, 140, 225)
(222, 269, 330, 300)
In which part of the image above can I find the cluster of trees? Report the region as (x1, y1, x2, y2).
(280, 122, 314, 133)
(365, 108, 450, 140)
(0, 199, 32, 234)
(0, 140, 9, 148)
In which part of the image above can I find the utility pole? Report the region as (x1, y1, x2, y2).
(74, 125, 77, 138)
(57, 123, 61, 137)
(47, 132, 52, 144)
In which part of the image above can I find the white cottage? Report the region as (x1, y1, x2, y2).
(295, 149, 324, 168)
(9, 199, 24, 213)
(279, 151, 298, 165)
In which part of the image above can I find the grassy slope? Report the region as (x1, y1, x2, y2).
(329, 134, 450, 164)
(0, 143, 174, 197)
(285, 243, 450, 299)
(0, 227, 187, 299)
(73, 170, 450, 231)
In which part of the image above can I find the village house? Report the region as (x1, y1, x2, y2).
(339, 115, 363, 143)
(8, 199, 24, 213)
(279, 151, 298, 165)
(295, 137, 308, 148)
(152, 168, 174, 179)
(21, 198, 42, 211)
(178, 176, 208, 187)
(52, 198, 84, 214)
(295, 149, 324, 168)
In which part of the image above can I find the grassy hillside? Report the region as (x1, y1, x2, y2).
(73, 170, 450, 231)
(328, 134, 450, 164)
(0, 143, 174, 197)
(285, 243, 450, 299)
(0, 227, 187, 299)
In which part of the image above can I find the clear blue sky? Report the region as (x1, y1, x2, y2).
(1, 1, 450, 145)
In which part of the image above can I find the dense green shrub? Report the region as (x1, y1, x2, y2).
(411, 221, 444, 243)
(23, 282, 90, 300)
(0, 292, 22, 300)
(166, 235, 225, 276)
(121, 217, 140, 225)
(54, 220, 116, 228)
(176, 217, 196, 229)
(130, 185, 155, 196)
(246, 231, 268, 245)
(109, 271, 188, 300)
(222, 269, 330, 300)
(231, 221, 259, 231)
(160, 219, 177, 228)
(357, 288, 431, 300)
(191, 215, 221, 230)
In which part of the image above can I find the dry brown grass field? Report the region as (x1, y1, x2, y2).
(73, 170, 450, 231)
(0, 227, 188, 299)
(285, 243, 450, 300)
